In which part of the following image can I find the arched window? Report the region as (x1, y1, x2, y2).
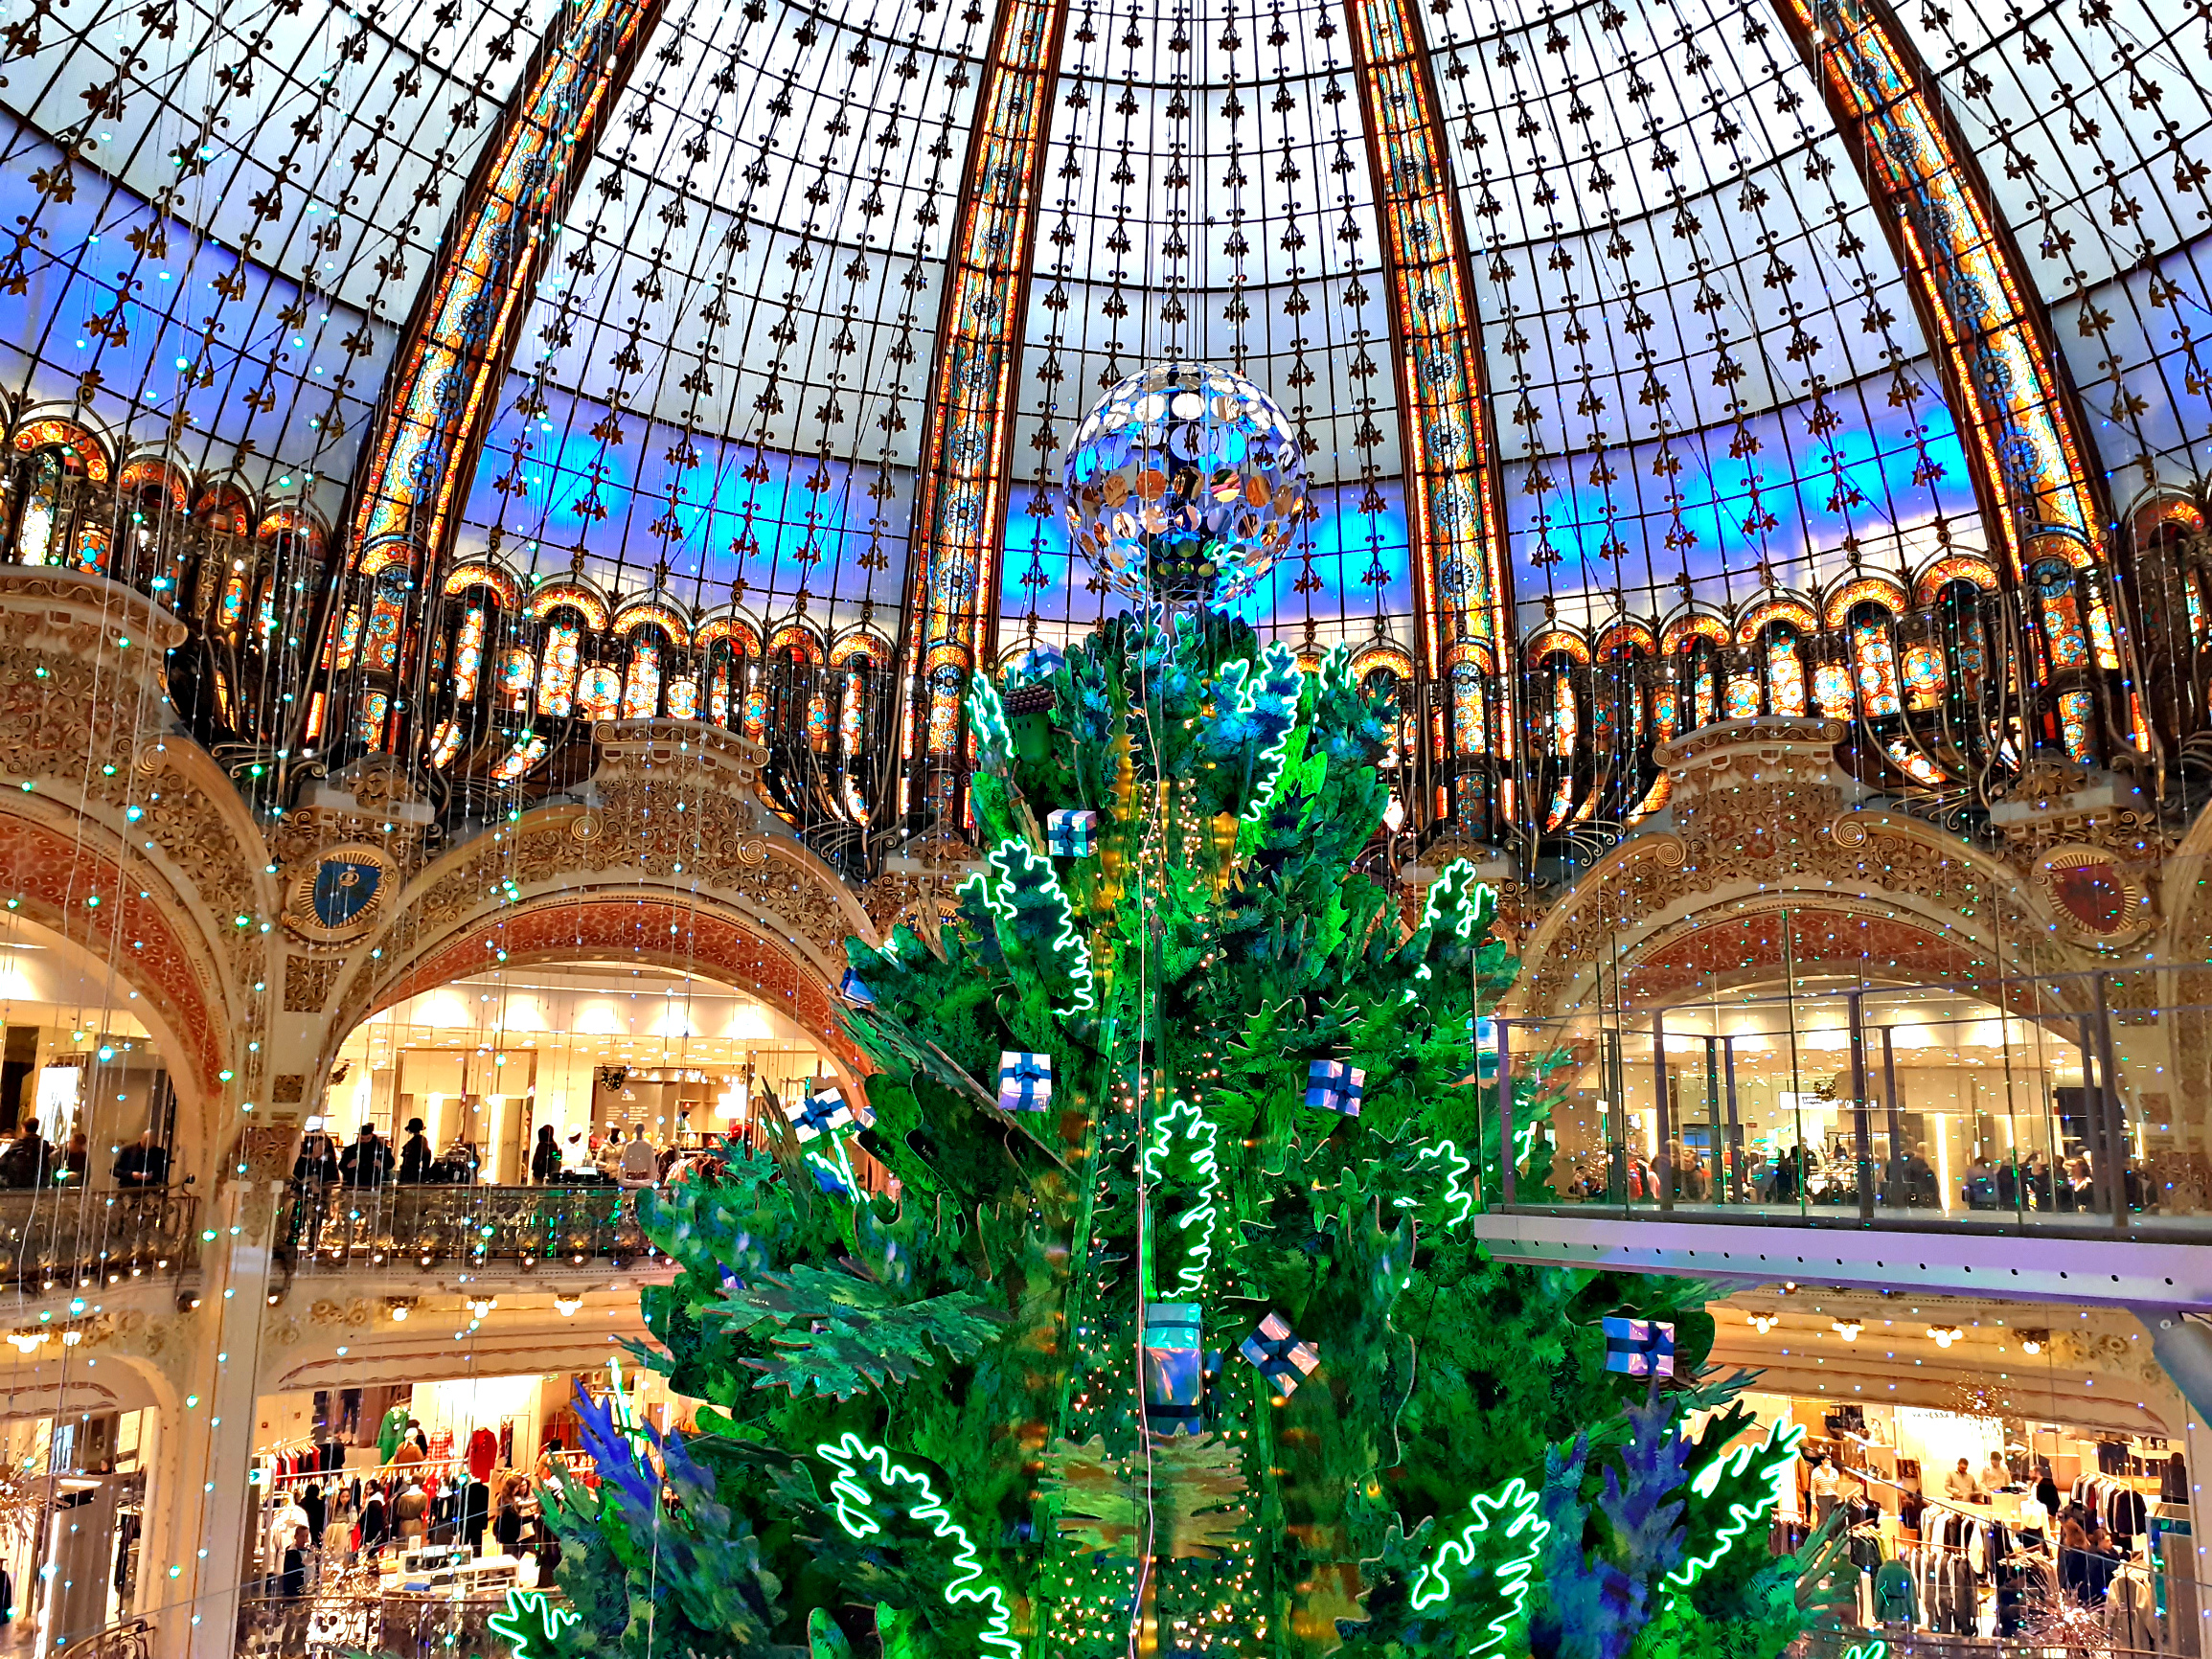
(1723, 652, 1761, 720)
(698, 617, 761, 735)
(2030, 558, 2090, 670)
(10, 419, 110, 572)
(1899, 619, 1946, 712)
(579, 659, 621, 722)
(1812, 649, 1855, 719)
(1765, 632, 1808, 716)
(1592, 624, 1654, 754)
(1851, 616, 1902, 716)
(537, 615, 585, 717)
(765, 625, 828, 751)
(114, 457, 188, 595)
(831, 633, 893, 817)
(1352, 643, 1419, 799)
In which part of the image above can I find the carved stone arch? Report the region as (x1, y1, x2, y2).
(1505, 717, 2072, 1020)
(2155, 801, 2212, 1156)
(0, 807, 236, 1168)
(312, 726, 881, 1102)
(0, 570, 282, 1169)
(319, 889, 870, 1096)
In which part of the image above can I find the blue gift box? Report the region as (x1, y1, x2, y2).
(1143, 1302, 1204, 1436)
(783, 1084, 870, 1144)
(1239, 1311, 1320, 1398)
(997, 1051, 1054, 1113)
(1305, 1058, 1365, 1117)
(1601, 1315, 1676, 1377)
(1045, 807, 1101, 857)
(839, 969, 876, 1006)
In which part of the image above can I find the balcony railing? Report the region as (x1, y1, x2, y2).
(1488, 967, 2212, 1237)
(236, 1583, 549, 1659)
(280, 1182, 663, 1273)
(0, 1190, 198, 1296)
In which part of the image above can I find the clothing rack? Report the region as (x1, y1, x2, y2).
(264, 1449, 592, 1489)
(1834, 1459, 2004, 1527)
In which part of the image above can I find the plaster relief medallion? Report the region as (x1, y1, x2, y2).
(2035, 843, 2149, 948)
(285, 842, 395, 943)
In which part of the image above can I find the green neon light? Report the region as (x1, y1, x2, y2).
(1138, 1095, 1219, 1298)
(1665, 1420, 1803, 1591)
(1406, 1475, 1548, 1655)
(487, 1586, 579, 1659)
(815, 1432, 1021, 1659)
(1238, 640, 1309, 827)
(961, 838, 1094, 1015)
(966, 675, 1012, 768)
(1419, 860, 1495, 942)
(805, 1134, 861, 1198)
(1409, 1140, 1474, 1228)
(1843, 1643, 1888, 1659)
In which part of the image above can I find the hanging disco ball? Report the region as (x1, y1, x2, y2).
(1061, 361, 1309, 608)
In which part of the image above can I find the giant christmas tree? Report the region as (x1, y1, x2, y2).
(515, 367, 1847, 1659)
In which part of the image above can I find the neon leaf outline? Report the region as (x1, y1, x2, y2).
(961, 837, 1095, 1015)
(1419, 859, 1495, 942)
(966, 674, 1012, 769)
(1138, 1095, 1219, 1297)
(1408, 1139, 1474, 1228)
(1404, 1475, 1549, 1656)
(1664, 1419, 1804, 1591)
(1237, 639, 1311, 827)
(487, 1586, 579, 1659)
(814, 1432, 1022, 1659)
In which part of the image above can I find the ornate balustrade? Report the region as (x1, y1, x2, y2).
(0, 1190, 198, 1299)
(279, 1182, 663, 1274)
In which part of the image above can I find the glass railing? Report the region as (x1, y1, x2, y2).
(236, 1581, 547, 1659)
(280, 1182, 661, 1271)
(1490, 966, 2212, 1233)
(0, 1189, 198, 1293)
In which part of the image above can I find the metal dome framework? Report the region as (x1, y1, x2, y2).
(0, 0, 2207, 867)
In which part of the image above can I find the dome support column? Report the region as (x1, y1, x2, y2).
(331, 0, 670, 764)
(898, 0, 1070, 836)
(1774, 0, 2110, 582)
(1340, 0, 1518, 849)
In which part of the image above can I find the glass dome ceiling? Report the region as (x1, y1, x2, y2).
(1, 0, 2207, 651)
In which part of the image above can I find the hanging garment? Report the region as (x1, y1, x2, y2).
(2106, 1486, 2148, 1549)
(467, 1427, 498, 1482)
(376, 1406, 409, 1465)
(2105, 1564, 2158, 1651)
(1873, 1558, 1918, 1625)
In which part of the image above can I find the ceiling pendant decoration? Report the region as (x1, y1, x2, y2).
(1784, 0, 2107, 579)
(1341, 0, 1513, 824)
(903, 0, 1072, 808)
(1062, 361, 1309, 609)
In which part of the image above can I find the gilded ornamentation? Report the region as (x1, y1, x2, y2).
(1514, 719, 2058, 1016)
(1782, 0, 2103, 577)
(281, 840, 398, 944)
(283, 953, 346, 1013)
(903, 0, 1069, 756)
